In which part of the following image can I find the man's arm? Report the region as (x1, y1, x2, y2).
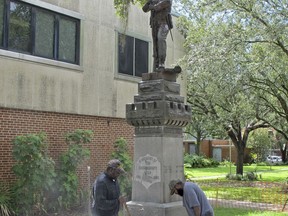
(193, 206, 201, 216)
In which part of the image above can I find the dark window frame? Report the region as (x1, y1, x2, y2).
(118, 32, 149, 78)
(0, 0, 80, 65)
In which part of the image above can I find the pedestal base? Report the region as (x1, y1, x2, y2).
(126, 201, 188, 216)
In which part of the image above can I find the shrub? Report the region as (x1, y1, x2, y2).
(226, 173, 243, 181)
(57, 129, 93, 209)
(220, 159, 234, 167)
(226, 172, 260, 181)
(111, 138, 133, 200)
(256, 162, 267, 166)
(184, 163, 192, 168)
(12, 133, 56, 215)
(0, 182, 14, 216)
(184, 154, 219, 168)
(245, 172, 259, 181)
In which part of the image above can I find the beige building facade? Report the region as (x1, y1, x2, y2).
(0, 0, 186, 184)
(0, 0, 186, 118)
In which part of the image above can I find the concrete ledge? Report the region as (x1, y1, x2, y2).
(126, 201, 188, 216)
(142, 72, 177, 82)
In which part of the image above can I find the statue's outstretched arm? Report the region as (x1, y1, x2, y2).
(152, 0, 171, 12)
(142, 0, 153, 12)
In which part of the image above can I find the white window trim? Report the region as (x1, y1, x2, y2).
(21, 0, 84, 19)
(0, 49, 83, 72)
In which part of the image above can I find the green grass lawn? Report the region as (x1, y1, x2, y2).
(202, 183, 287, 204)
(185, 165, 288, 212)
(185, 165, 288, 182)
(214, 207, 288, 216)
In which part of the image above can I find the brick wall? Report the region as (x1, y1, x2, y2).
(200, 140, 211, 157)
(0, 107, 134, 188)
(184, 140, 252, 163)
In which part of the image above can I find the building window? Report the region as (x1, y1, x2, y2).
(0, 0, 80, 64)
(35, 9, 54, 58)
(118, 33, 148, 77)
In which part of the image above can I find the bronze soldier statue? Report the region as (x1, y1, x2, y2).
(142, 0, 173, 71)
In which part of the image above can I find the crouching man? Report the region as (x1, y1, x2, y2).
(169, 179, 214, 216)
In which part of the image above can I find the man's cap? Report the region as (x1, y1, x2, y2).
(107, 159, 125, 174)
(169, 179, 182, 195)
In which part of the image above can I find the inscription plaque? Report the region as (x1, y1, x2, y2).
(134, 154, 161, 189)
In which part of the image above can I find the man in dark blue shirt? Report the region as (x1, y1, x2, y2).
(92, 159, 126, 216)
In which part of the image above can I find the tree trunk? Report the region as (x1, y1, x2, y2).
(195, 131, 201, 155)
(195, 144, 200, 155)
(236, 146, 244, 175)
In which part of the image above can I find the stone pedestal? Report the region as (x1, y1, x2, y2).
(126, 70, 191, 216)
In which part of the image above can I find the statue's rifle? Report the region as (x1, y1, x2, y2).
(166, 15, 173, 41)
(169, 27, 173, 41)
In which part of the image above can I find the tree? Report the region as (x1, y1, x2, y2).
(177, 0, 278, 174)
(184, 114, 210, 155)
(178, 0, 288, 163)
(113, 0, 147, 20)
(273, 131, 288, 163)
(183, 60, 269, 174)
(247, 128, 271, 163)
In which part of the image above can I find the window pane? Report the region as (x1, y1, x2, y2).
(118, 34, 133, 75)
(9, 1, 31, 52)
(0, 0, 4, 47)
(135, 38, 148, 77)
(59, 17, 77, 63)
(35, 10, 54, 58)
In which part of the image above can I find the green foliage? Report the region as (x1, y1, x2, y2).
(226, 172, 260, 181)
(58, 129, 93, 209)
(12, 132, 56, 215)
(245, 172, 260, 181)
(0, 183, 14, 216)
(247, 129, 271, 162)
(113, 0, 146, 20)
(114, 0, 130, 20)
(111, 138, 133, 200)
(179, 0, 288, 173)
(66, 129, 93, 145)
(184, 116, 211, 155)
(9, 130, 93, 214)
(226, 173, 243, 181)
(184, 154, 219, 168)
(185, 165, 287, 182)
(178, 0, 282, 175)
(220, 159, 234, 167)
(273, 132, 288, 163)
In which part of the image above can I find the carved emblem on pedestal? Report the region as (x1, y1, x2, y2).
(134, 154, 161, 189)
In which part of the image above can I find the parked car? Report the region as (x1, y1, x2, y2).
(266, 155, 283, 165)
